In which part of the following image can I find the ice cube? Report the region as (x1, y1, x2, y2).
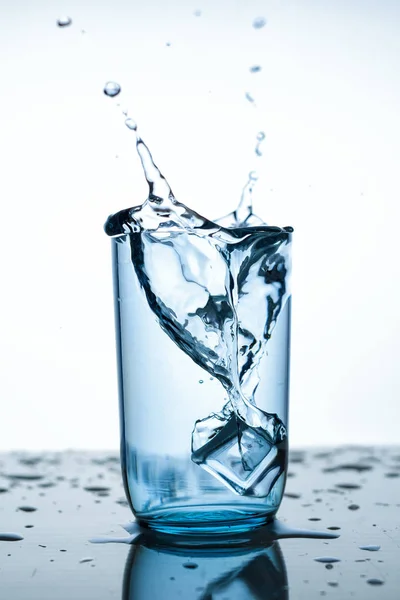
(191, 412, 285, 497)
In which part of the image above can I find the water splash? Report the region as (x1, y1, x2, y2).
(105, 130, 292, 495)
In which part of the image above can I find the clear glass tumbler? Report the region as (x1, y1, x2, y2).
(110, 225, 291, 534)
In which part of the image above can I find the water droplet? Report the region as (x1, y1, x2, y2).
(359, 545, 381, 552)
(183, 562, 198, 569)
(0, 533, 24, 542)
(116, 498, 129, 507)
(166, 42, 171, 47)
(125, 118, 137, 131)
(84, 486, 111, 494)
(60, 549, 67, 552)
(250, 65, 262, 73)
(199, 380, 204, 384)
(309, 518, 321, 521)
(39, 544, 47, 548)
(80, 557, 94, 563)
(348, 504, 360, 510)
(325, 564, 334, 570)
(17, 506, 37, 513)
(255, 132, 265, 156)
(314, 557, 341, 564)
(253, 17, 267, 29)
(245, 92, 255, 103)
(170, 576, 175, 580)
(327, 526, 341, 530)
(284, 493, 301, 499)
(0, 487, 9, 493)
(57, 16, 72, 28)
(104, 82, 121, 98)
(24, 525, 34, 529)
(327, 581, 338, 587)
(194, 9, 202, 17)
(385, 472, 399, 478)
(6, 473, 44, 481)
(367, 578, 384, 585)
(335, 483, 361, 490)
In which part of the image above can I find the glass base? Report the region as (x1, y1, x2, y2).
(137, 504, 277, 535)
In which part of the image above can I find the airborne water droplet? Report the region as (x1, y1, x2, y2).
(125, 118, 137, 131)
(57, 16, 72, 28)
(255, 131, 265, 156)
(199, 380, 204, 384)
(194, 9, 202, 17)
(253, 17, 267, 29)
(104, 82, 121, 98)
(250, 65, 262, 73)
(245, 92, 255, 104)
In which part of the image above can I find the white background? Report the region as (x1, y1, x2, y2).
(0, 0, 399, 449)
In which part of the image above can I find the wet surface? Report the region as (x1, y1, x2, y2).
(0, 447, 399, 598)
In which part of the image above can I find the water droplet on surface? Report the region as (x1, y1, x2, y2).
(24, 525, 34, 529)
(0, 533, 24, 542)
(325, 564, 334, 570)
(348, 504, 360, 511)
(314, 557, 341, 564)
(367, 578, 384, 585)
(125, 118, 137, 130)
(253, 17, 267, 29)
(103, 82, 121, 98)
(249, 65, 262, 73)
(284, 493, 301, 499)
(335, 483, 361, 490)
(84, 486, 111, 494)
(309, 518, 321, 521)
(359, 545, 380, 551)
(327, 526, 341, 530)
(327, 581, 338, 587)
(6, 473, 44, 481)
(80, 557, 94, 563)
(60, 549, 67, 552)
(199, 380, 204, 384)
(57, 16, 72, 28)
(17, 506, 37, 513)
(183, 562, 198, 569)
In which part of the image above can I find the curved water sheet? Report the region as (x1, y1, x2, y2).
(105, 133, 292, 497)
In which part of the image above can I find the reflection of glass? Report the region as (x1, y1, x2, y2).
(122, 531, 289, 600)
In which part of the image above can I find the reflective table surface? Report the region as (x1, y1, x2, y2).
(0, 447, 399, 599)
